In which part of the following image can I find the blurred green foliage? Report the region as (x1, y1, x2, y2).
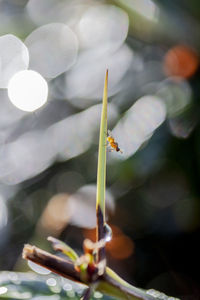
(0, 272, 114, 300)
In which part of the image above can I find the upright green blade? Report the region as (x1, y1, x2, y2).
(96, 70, 108, 245)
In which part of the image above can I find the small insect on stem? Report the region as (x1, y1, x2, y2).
(107, 130, 123, 153)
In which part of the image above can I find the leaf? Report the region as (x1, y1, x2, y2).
(0, 272, 114, 300)
(0, 271, 180, 300)
(96, 70, 108, 220)
(48, 236, 79, 262)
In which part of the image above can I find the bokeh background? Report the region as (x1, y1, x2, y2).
(0, 0, 200, 299)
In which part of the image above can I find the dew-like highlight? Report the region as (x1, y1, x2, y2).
(104, 223, 112, 242)
(63, 283, 72, 291)
(146, 289, 180, 300)
(94, 291, 103, 298)
(46, 278, 57, 287)
(0, 287, 8, 295)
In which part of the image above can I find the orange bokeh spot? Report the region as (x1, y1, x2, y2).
(38, 193, 70, 236)
(164, 45, 199, 79)
(83, 224, 134, 260)
(106, 235, 134, 260)
(83, 227, 96, 242)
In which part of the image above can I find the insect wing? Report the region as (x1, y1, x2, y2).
(107, 129, 114, 138)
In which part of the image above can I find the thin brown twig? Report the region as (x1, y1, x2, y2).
(81, 286, 94, 300)
(22, 244, 81, 283)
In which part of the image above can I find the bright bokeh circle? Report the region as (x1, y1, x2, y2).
(7, 70, 48, 112)
(0, 34, 29, 88)
(25, 23, 78, 78)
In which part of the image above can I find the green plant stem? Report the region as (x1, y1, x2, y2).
(99, 267, 150, 300)
(96, 70, 108, 262)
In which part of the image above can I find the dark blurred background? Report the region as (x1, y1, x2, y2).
(0, 0, 200, 299)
